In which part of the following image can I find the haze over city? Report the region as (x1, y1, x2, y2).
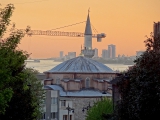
(1, 0, 160, 58)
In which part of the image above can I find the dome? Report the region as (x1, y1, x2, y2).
(45, 56, 114, 73)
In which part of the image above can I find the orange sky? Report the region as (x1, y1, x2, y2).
(1, 0, 160, 58)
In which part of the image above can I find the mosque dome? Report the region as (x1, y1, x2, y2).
(45, 56, 114, 73)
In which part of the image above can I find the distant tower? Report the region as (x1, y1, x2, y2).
(68, 52, 76, 59)
(81, 9, 95, 58)
(60, 51, 63, 58)
(108, 44, 116, 59)
(153, 21, 160, 37)
(94, 48, 98, 57)
(102, 49, 108, 59)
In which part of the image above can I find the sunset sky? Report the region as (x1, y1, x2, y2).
(1, 0, 160, 58)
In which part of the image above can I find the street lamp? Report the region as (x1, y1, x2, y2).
(66, 103, 74, 120)
(82, 102, 91, 113)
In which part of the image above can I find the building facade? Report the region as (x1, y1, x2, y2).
(153, 21, 160, 37)
(94, 48, 98, 58)
(42, 56, 116, 120)
(108, 44, 116, 59)
(68, 52, 76, 59)
(102, 49, 109, 59)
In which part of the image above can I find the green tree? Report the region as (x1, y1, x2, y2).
(86, 97, 113, 120)
(0, 4, 29, 114)
(113, 33, 160, 120)
(0, 68, 45, 120)
(25, 68, 45, 119)
(0, 4, 44, 119)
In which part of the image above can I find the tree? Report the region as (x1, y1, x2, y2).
(86, 97, 113, 120)
(0, 68, 45, 120)
(0, 4, 29, 114)
(25, 68, 45, 119)
(113, 33, 160, 120)
(0, 4, 44, 119)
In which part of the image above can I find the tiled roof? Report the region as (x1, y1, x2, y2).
(44, 85, 111, 97)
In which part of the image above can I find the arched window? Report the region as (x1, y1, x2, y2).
(85, 78, 90, 88)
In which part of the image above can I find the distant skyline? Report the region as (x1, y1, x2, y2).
(1, 0, 160, 58)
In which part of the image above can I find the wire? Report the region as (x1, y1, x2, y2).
(1, 0, 51, 5)
(50, 21, 86, 31)
(91, 24, 98, 33)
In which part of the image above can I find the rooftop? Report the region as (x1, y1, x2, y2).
(44, 56, 115, 73)
(44, 85, 112, 97)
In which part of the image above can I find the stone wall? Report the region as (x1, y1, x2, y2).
(72, 97, 103, 120)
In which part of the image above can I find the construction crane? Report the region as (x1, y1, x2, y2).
(21, 28, 106, 42)
(21, 10, 106, 58)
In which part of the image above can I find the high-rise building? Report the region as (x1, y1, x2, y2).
(153, 22, 160, 37)
(102, 49, 109, 59)
(60, 51, 63, 58)
(68, 52, 76, 59)
(94, 48, 98, 57)
(108, 44, 116, 59)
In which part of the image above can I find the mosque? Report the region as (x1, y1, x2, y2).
(42, 11, 117, 120)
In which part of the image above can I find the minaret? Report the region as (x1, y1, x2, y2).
(81, 9, 95, 58)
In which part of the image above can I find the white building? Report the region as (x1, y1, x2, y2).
(68, 52, 76, 59)
(94, 48, 98, 58)
(108, 44, 116, 59)
(60, 51, 64, 59)
(102, 49, 109, 59)
(153, 21, 160, 37)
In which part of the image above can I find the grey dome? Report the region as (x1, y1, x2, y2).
(45, 56, 114, 73)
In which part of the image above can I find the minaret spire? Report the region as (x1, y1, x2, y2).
(85, 8, 92, 35)
(88, 8, 90, 14)
(82, 8, 95, 58)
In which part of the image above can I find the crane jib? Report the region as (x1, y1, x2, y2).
(26, 30, 98, 38)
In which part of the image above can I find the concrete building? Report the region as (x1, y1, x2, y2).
(42, 56, 116, 120)
(102, 49, 109, 59)
(60, 51, 64, 59)
(94, 48, 98, 58)
(153, 21, 160, 37)
(68, 52, 76, 59)
(108, 44, 116, 59)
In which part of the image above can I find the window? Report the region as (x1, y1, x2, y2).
(56, 78, 60, 84)
(51, 97, 57, 104)
(63, 115, 67, 120)
(61, 100, 66, 107)
(86, 78, 90, 88)
(70, 115, 72, 120)
(41, 113, 45, 119)
(51, 112, 56, 119)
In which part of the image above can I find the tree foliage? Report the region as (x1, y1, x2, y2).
(0, 68, 45, 120)
(0, 4, 29, 114)
(113, 33, 160, 120)
(0, 4, 44, 119)
(86, 97, 113, 120)
(25, 68, 45, 119)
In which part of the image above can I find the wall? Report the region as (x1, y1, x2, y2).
(44, 73, 116, 92)
(72, 97, 105, 120)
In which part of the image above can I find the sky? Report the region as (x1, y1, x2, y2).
(1, 0, 160, 58)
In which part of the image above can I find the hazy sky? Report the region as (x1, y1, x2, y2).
(1, 0, 160, 58)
